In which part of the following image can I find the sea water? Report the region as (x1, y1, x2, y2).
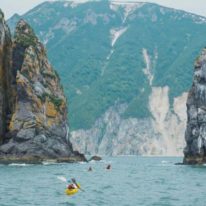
(0, 156, 206, 206)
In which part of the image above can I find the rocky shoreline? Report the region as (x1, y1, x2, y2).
(0, 155, 86, 164)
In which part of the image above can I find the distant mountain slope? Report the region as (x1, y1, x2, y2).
(8, 1, 206, 155)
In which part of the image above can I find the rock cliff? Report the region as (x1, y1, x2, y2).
(0, 11, 85, 163)
(71, 92, 187, 156)
(7, 1, 206, 156)
(184, 48, 206, 164)
(0, 10, 13, 144)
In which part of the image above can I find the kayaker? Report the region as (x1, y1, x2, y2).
(67, 183, 77, 190)
(67, 178, 85, 192)
(106, 164, 111, 170)
(71, 178, 80, 189)
(88, 166, 92, 171)
(67, 178, 78, 189)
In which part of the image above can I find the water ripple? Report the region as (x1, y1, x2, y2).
(0, 156, 205, 206)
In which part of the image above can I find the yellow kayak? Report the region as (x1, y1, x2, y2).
(65, 184, 80, 196)
(65, 188, 79, 196)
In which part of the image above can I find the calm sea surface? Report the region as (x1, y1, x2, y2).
(0, 156, 206, 206)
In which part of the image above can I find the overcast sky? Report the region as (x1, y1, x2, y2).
(1, 0, 206, 19)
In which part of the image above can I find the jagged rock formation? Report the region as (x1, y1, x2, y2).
(184, 48, 206, 164)
(7, 1, 206, 156)
(0, 10, 13, 144)
(0, 10, 85, 163)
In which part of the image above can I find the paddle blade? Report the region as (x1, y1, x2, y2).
(57, 176, 67, 182)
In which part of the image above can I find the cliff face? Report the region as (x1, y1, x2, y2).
(184, 48, 206, 164)
(0, 13, 85, 163)
(0, 10, 13, 144)
(7, 1, 206, 156)
(71, 91, 187, 156)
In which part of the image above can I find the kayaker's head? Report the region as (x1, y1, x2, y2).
(106, 164, 111, 170)
(71, 178, 81, 189)
(71, 178, 76, 183)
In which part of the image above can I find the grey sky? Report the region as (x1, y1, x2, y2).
(1, 0, 206, 19)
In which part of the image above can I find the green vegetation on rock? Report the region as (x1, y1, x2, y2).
(14, 20, 38, 47)
(40, 92, 63, 110)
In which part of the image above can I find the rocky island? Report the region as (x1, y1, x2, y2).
(0, 10, 85, 163)
(184, 47, 206, 164)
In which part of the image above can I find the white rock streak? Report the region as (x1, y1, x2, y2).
(149, 87, 187, 155)
(110, 2, 144, 22)
(54, 18, 77, 34)
(142, 48, 153, 86)
(101, 49, 114, 76)
(110, 27, 127, 47)
(71, 90, 188, 156)
(70, 0, 92, 8)
(42, 30, 54, 45)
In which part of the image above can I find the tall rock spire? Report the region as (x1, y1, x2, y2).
(0, 9, 12, 143)
(0, 16, 85, 163)
(184, 48, 206, 164)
